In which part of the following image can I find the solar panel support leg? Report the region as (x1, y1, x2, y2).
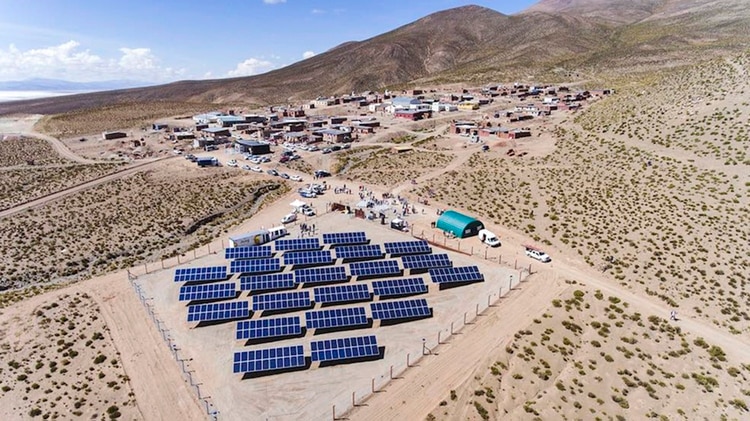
(372, 378, 376, 393)
(476, 303, 480, 316)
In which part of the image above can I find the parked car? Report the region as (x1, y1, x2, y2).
(226, 160, 238, 167)
(260, 156, 271, 163)
(308, 145, 319, 152)
(267, 169, 279, 176)
(299, 190, 317, 198)
(314, 170, 331, 178)
(331, 145, 342, 152)
(290, 175, 302, 182)
(281, 213, 297, 224)
(279, 173, 290, 179)
(525, 246, 551, 263)
(250, 165, 262, 172)
(341, 143, 351, 150)
(322, 148, 332, 154)
(301, 207, 316, 217)
(241, 164, 251, 171)
(478, 229, 501, 247)
(279, 156, 290, 163)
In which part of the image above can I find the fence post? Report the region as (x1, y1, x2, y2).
(438, 331, 441, 344)
(390, 365, 394, 379)
(372, 378, 376, 393)
(450, 321, 454, 335)
(208, 243, 211, 254)
(332, 405, 335, 421)
(144, 263, 148, 274)
(463, 312, 467, 324)
(177, 255, 181, 264)
(406, 353, 410, 367)
(352, 391, 356, 407)
(476, 303, 479, 316)
(161, 259, 165, 269)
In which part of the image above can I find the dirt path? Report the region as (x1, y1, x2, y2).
(19, 131, 104, 164)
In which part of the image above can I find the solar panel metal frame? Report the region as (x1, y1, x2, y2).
(224, 245, 273, 260)
(283, 250, 333, 266)
(305, 307, 368, 330)
(232, 344, 305, 374)
(236, 316, 301, 340)
(186, 300, 249, 323)
(349, 259, 401, 278)
(252, 290, 311, 312)
(370, 298, 431, 320)
(178, 282, 236, 302)
(372, 277, 428, 298)
(429, 266, 484, 284)
(313, 284, 371, 304)
(229, 258, 281, 274)
(173, 266, 227, 282)
(239, 273, 295, 292)
(322, 231, 368, 245)
(383, 240, 431, 256)
(310, 335, 379, 362)
(274, 237, 321, 252)
(334, 244, 383, 260)
(293, 266, 348, 285)
(401, 253, 453, 270)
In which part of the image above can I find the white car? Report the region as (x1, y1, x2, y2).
(241, 164, 251, 171)
(250, 165, 262, 173)
(525, 247, 551, 263)
(226, 159, 238, 167)
(301, 207, 316, 217)
(281, 213, 297, 224)
(290, 175, 302, 182)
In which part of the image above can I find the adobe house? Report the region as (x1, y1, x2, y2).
(102, 131, 127, 140)
(394, 110, 430, 121)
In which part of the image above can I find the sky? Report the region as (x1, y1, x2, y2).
(0, 0, 538, 84)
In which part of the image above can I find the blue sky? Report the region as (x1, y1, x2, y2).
(0, 0, 538, 83)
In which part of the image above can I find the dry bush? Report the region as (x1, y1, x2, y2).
(0, 137, 69, 166)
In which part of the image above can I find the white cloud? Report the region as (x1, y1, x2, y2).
(118, 47, 156, 70)
(311, 8, 325, 14)
(262, 0, 286, 4)
(227, 57, 275, 77)
(203, 71, 213, 79)
(302, 51, 316, 59)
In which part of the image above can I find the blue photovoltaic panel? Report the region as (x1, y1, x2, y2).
(283, 250, 333, 266)
(233, 345, 305, 374)
(372, 278, 428, 298)
(236, 316, 301, 340)
(239, 273, 295, 292)
(401, 253, 453, 270)
(429, 266, 484, 284)
(349, 260, 401, 278)
(313, 284, 371, 304)
(252, 291, 311, 312)
(305, 307, 368, 329)
(322, 231, 368, 245)
(186, 301, 249, 322)
(294, 266, 347, 285)
(335, 244, 383, 260)
(310, 335, 379, 362)
(229, 258, 281, 274)
(274, 238, 321, 252)
(225, 246, 273, 260)
(178, 282, 236, 301)
(174, 266, 227, 282)
(383, 240, 431, 256)
(370, 298, 431, 320)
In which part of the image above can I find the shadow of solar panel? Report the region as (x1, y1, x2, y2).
(322, 231, 368, 245)
(383, 240, 431, 256)
(310, 335, 379, 362)
(370, 298, 431, 321)
(334, 244, 383, 260)
(349, 259, 401, 277)
(178, 282, 236, 302)
(239, 273, 295, 292)
(305, 307, 368, 329)
(252, 291, 311, 312)
(283, 250, 333, 266)
(274, 237, 321, 252)
(233, 345, 305, 374)
(236, 316, 301, 340)
(428, 266, 484, 283)
(229, 258, 281, 274)
(401, 253, 453, 270)
(187, 301, 249, 322)
(294, 266, 347, 285)
(174, 266, 227, 282)
(313, 284, 371, 304)
(371, 278, 427, 298)
(224, 246, 273, 260)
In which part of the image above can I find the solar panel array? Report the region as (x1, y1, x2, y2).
(174, 266, 227, 282)
(322, 231, 368, 245)
(233, 345, 305, 374)
(229, 258, 281, 274)
(429, 266, 484, 284)
(274, 237, 321, 252)
(225, 245, 273, 260)
(252, 291, 311, 312)
(239, 273, 295, 292)
(313, 284, 371, 304)
(349, 259, 401, 278)
(179, 282, 236, 302)
(283, 250, 333, 266)
(305, 307, 368, 330)
(236, 316, 301, 340)
(383, 240, 431, 256)
(311, 335, 379, 362)
(335, 244, 383, 260)
(372, 278, 428, 298)
(294, 266, 347, 285)
(187, 301, 249, 322)
(401, 253, 453, 270)
(371, 299, 431, 321)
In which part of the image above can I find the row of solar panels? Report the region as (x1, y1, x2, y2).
(224, 238, 433, 261)
(233, 334, 380, 374)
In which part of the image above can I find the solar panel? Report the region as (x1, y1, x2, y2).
(274, 238, 321, 252)
(310, 335, 379, 362)
(383, 240, 431, 256)
(294, 266, 348, 285)
(179, 282, 236, 301)
(370, 298, 431, 320)
(233, 345, 305, 374)
(322, 231, 368, 245)
(174, 266, 227, 282)
(313, 284, 371, 304)
(252, 291, 311, 312)
(429, 266, 484, 284)
(225, 246, 273, 260)
(239, 273, 295, 292)
(187, 301, 249, 322)
(283, 250, 333, 266)
(335, 244, 383, 260)
(305, 307, 368, 330)
(401, 253, 453, 270)
(349, 259, 401, 278)
(236, 316, 302, 340)
(372, 278, 428, 298)
(229, 258, 281, 274)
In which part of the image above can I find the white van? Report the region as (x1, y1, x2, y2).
(281, 213, 297, 224)
(478, 229, 501, 247)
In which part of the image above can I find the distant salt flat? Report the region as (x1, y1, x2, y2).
(0, 90, 81, 103)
